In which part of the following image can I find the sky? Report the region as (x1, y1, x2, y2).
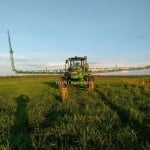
(0, 0, 150, 75)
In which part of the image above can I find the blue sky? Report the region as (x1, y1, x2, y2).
(0, 0, 150, 75)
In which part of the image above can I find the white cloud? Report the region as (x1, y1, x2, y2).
(47, 62, 64, 67)
(46, 62, 65, 69)
(14, 57, 29, 62)
(89, 61, 150, 68)
(0, 64, 14, 76)
(0, 53, 9, 61)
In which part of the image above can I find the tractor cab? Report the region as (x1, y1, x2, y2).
(64, 56, 89, 81)
(66, 56, 88, 71)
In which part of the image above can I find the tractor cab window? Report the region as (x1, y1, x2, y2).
(74, 61, 81, 67)
(69, 60, 82, 71)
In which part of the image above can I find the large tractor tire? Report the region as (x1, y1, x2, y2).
(87, 76, 94, 92)
(58, 76, 65, 89)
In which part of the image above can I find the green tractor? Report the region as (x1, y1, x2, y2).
(59, 56, 94, 91)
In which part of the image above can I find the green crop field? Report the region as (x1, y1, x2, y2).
(0, 75, 150, 150)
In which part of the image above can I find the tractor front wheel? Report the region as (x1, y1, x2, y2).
(87, 76, 94, 92)
(58, 76, 65, 89)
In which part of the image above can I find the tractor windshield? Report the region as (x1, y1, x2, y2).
(73, 60, 81, 67)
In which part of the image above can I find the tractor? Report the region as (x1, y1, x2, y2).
(58, 56, 94, 93)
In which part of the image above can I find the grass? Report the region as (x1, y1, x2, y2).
(0, 75, 150, 150)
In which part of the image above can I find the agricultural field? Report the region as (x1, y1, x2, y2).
(0, 75, 150, 150)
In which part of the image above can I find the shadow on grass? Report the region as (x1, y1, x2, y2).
(42, 81, 58, 88)
(42, 81, 62, 102)
(9, 95, 32, 150)
(71, 84, 87, 90)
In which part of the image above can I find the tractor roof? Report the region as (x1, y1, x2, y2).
(68, 56, 87, 61)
